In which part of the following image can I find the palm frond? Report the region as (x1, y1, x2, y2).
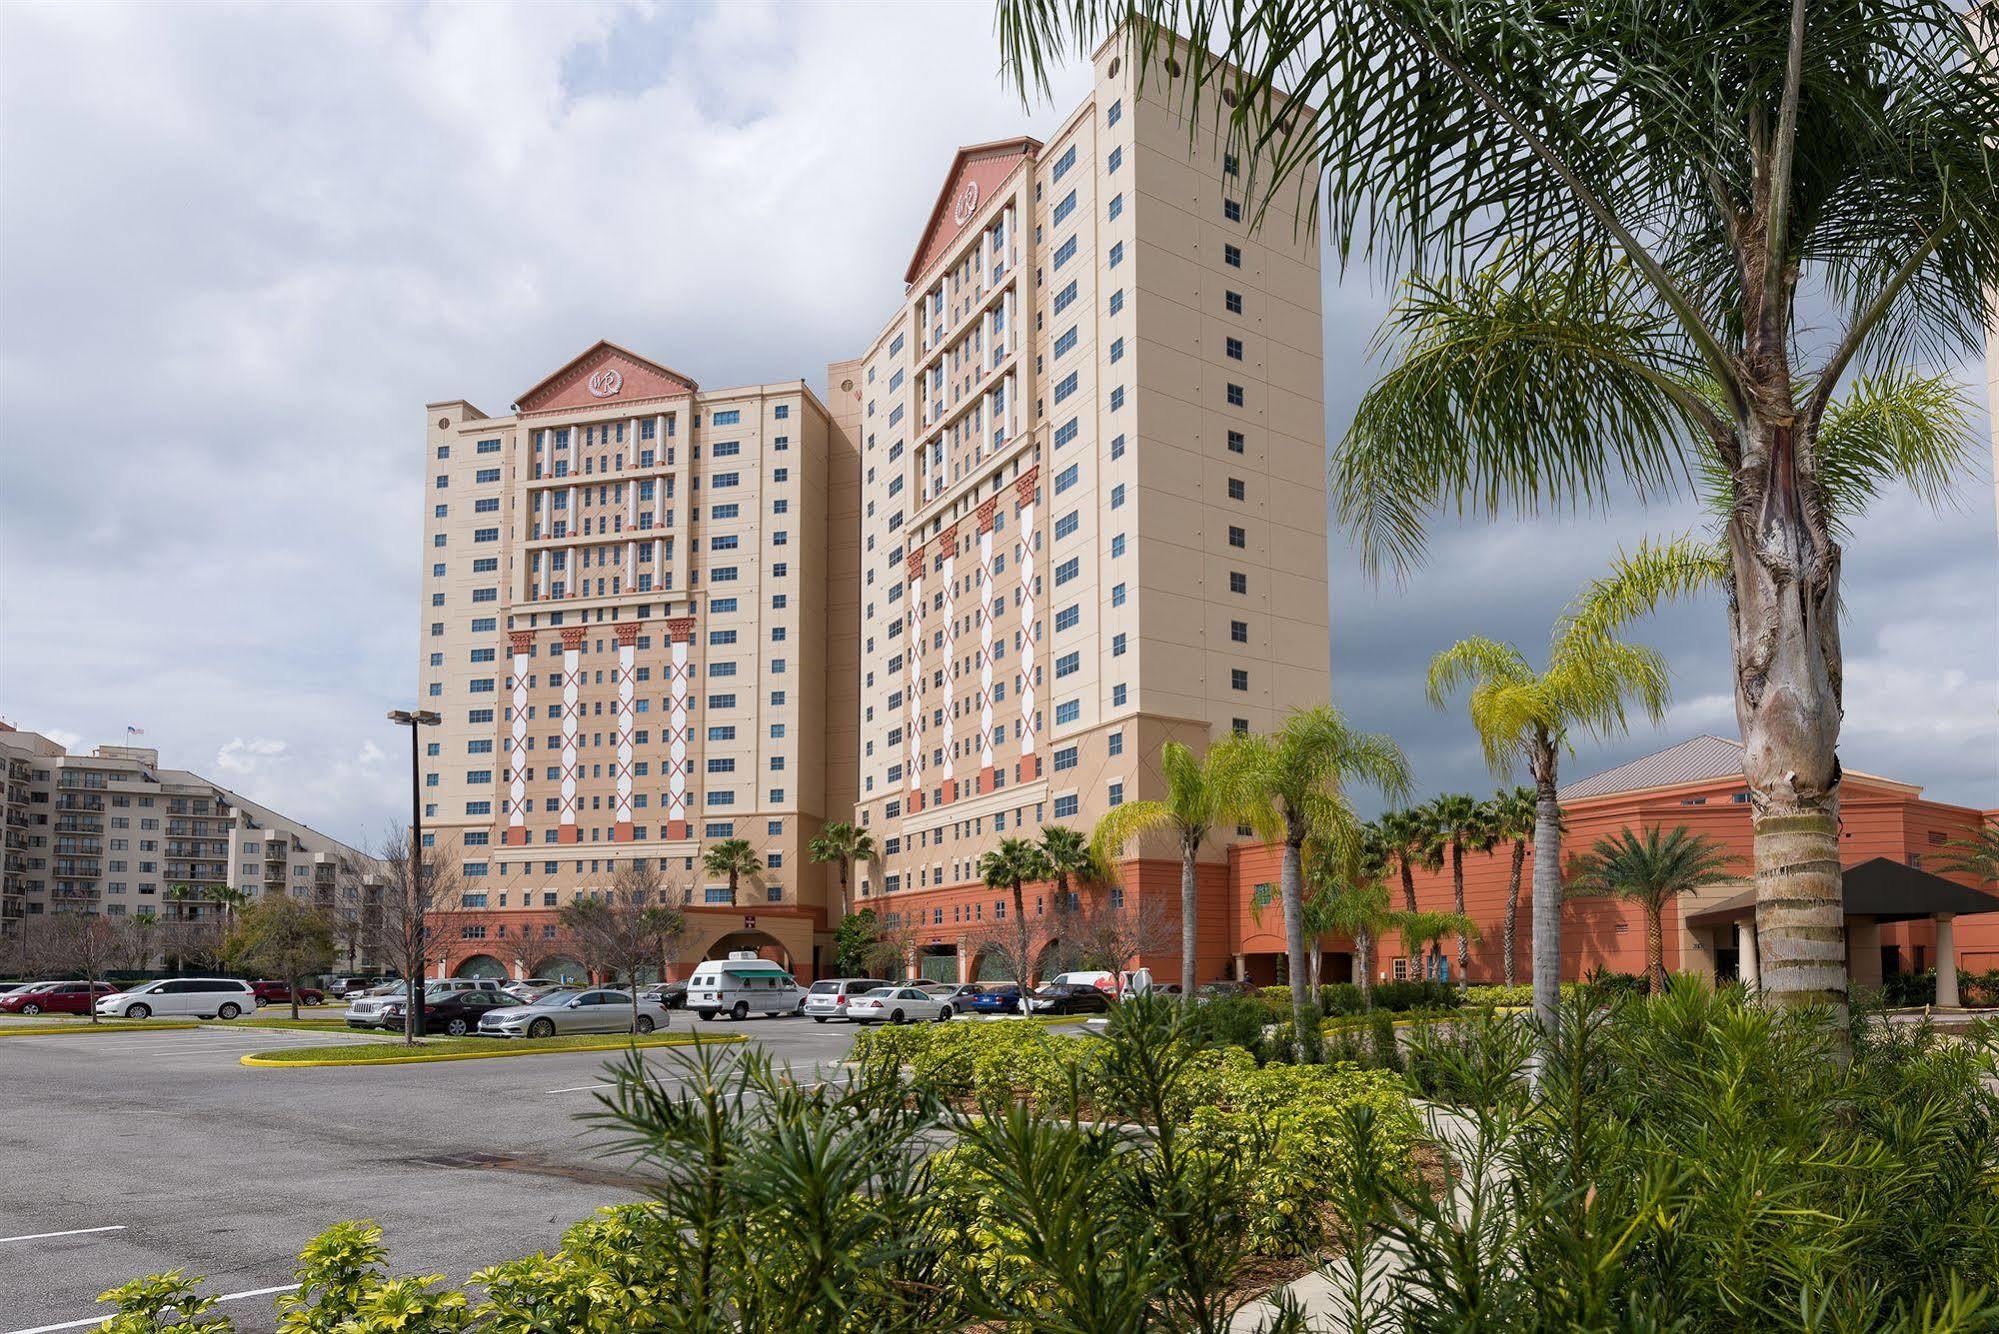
(1813, 370, 1980, 528)
(1562, 533, 1729, 645)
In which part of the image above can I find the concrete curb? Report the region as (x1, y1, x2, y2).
(239, 1033, 744, 1068)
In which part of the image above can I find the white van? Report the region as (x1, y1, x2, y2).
(688, 954, 805, 1021)
(95, 977, 260, 1020)
(1048, 969, 1154, 998)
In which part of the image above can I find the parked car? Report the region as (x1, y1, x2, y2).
(1027, 983, 1113, 1016)
(640, 981, 688, 1010)
(478, 988, 671, 1039)
(95, 978, 259, 1020)
(959, 983, 1027, 1015)
(1, 981, 119, 1015)
(1046, 969, 1154, 998)
(326, 976, 390, 998)
(346, 977, 501, 1027)
(846, 985, 951, 1025)
(917, 982, 980, 1008)
(0, 982, 36, 996)
(688, 958, 806, 1021)
(801, 978, 891, 1023)
(377, 989, 516, 1037)
(251, 980, 325, 1006)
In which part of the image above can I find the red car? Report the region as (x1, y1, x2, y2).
(0, 981, 118, 1015)
(250, 980, 325, 1005)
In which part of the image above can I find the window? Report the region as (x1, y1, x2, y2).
(1227, 429, 1245, 453)
(1231, 619, 1248, 643)
(1227, 477, 1246, 500)
(1231, 669, 1249, 692)
(1223, 199, 1242, 222)
(1052, 144, 1077, 179)
(1053, 325, 1078, 358)
(1111, 632, 1127, 656)
(1226, 337, 1243, 361)
(1109, 386, 1125, 410)
(1056, 699, 1080, 725)
(1108, 288, 1124, 316)
(1052, 189, 1077, 226)
(1107, 731, 1124, 756)
(476, 467, 501, 483)
(1226, 383, 1244, 406)
(1053, 236, 1077, 269)
(1055, 652, 1080, 678)
(1109, 337, 1123, 364)
(1110, 483, 1125, 509)
(711, 409, 741, 426)
(477, 438, 500, 453)
(1110, 582, 1126, 607)
(1053, 279, 1079, 315)
(1053, 417, 1079, 449)
(1055, 510, 1079, 539)
(1110, 433, 1125, 460)
(1107, 98, 1122, 126)
(774, 404, 789, 419)
(1228, 525, 1246, 548)
(474, 527, 498, 543)
(1055, 604, 1081, 632)
(1053, 372, 1078, 404)
(1110, 533, 1125, 557)
(1229, 571, 1247, 594)
(1107, 146, 1122, 173)
(1108, 241, 1124, 268)
(1054, 794, 1079, 818)
(712, 472, 740, 488)
(1107, 193, 1123, 221)
(1053, 746, 1078, 772)
(1055, 463, 1079, 494)
(1055, 558, 1080, 587)
(1224, 243, 1242, 268)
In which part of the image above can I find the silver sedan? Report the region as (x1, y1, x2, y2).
(477, 988, 671, 1039)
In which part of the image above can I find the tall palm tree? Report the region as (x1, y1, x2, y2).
(702, 839, 760, 908)
(998, 0, 1996, 1030)
(1399, 910, 1480, 985)
(1037, 825, 1094, 911)
(1567, 827, 1737, 994)
(1428, 605, 1670, 1029)
(1486, 787, 1539, 987)
(212, 886, 248, 927)
(1378, 806, 1441, 916)
(1937, 825, 1999, 887)
(1219, 706, 1410, 1048)
(1309, 822, 1399, 1004)
(979, 838, 1051, 1011)
(807, 821, 877, 917)
(1428, 794, 1494, 985)
(1090, 739, 1239, 1004)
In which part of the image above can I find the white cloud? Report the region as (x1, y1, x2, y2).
(215, 737, 289, 775)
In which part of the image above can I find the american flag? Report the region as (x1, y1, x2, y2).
(126, 725, 145, 738)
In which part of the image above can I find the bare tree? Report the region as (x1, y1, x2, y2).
(223, 893, 336, 1020)
(25, 914, 127, 1023)
(556, 859, 684, 1035)
(862, 910, 925, 981)
(364, 824, 459, 1046)
(1062, 892, 1178, 995)
(961, 908, 1065, 1009)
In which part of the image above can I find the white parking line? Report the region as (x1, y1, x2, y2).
(6, 1284, 299, 1334)
(543, 1082, 614, 1094)
(0, 1225, 125, 1243)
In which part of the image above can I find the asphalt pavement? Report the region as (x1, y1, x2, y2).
(0, 1013, 862, 1333)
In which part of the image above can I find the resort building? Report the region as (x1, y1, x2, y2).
(420, 344, 856, 980)
(0, 722, 381, 962)
(829, 31, 1329, 983)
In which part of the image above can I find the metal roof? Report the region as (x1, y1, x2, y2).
(1559, 735, 1746, 800)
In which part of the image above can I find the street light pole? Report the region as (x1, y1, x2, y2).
(387, 709, 441, 1042)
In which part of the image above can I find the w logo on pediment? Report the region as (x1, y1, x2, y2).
(516, 340, 698, 414)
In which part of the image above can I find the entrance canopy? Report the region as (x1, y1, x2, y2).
(1687, 857, 1999, 928)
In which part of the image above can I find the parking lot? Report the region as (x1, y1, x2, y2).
(0, 1013, 868, 1333)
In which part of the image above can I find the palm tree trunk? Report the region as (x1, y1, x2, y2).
(1178, 845, 1198, 1007)
(1645, 902, 1666, 995)
(1012, 877, 1029, 1015)
(1399, 860, 1418, 915)
(1729, 421, 1848, 1028)
(729, 871, 739, 907)
(1503, 838, 1527, 987)
(1451, 844, 1468, 981)
(1530, 752, 1564, 1031)
(1355, 925, 1373, 1004)
(1280, 835, 1312, 1052)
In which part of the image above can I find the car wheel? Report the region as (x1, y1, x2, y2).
(217, 1003, 241, 1020)
(635, 1016, 656, 1034)
(937, 1006, 952, 1021)
(127, 1003, 151, 1020)
(700, 1010, 716, 1022)
(813, 1016, 828, 1024)
(20, 1003, 40, 1015)
(731, 1001, 750, 1021)
(528, 1018, 556, 1039)
(445, 1018, 468, 1036)
(891, 1009, 906, 1025)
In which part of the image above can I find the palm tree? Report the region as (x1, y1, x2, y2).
(979, 838, 1050, 1012)
(1378, 806, 1441, 916)
(807, 821, 877, 917)
(1309, 822, 1399, 1004)
(1567, 827, 1737, 994)
(1937, 825, 1999, 887)
(702, 839, 760, 908)
(1038, 825, 1094, 911)
(129, 910, 160, 973)
(998, 0, 1996, 1029)
(1090, 740, 1239, 1003)
(1486, 787, 1539, 987)
(1427, 607, 1670, 1029)
(212, 886, 248, 927)
(1399, 910, 1480, 985)
(1219, 706, 1410, 1048)
(1428, 794, 1494, 985)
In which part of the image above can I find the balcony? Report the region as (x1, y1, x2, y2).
(55, 794, 104, 812)
(57, 773, 108, 791)
(54, 816, 101, 834)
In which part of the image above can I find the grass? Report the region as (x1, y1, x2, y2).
(0, 1019, 199, 1036)
(241, 1030, 745, 1066)
(233, 1016, 357, 1030)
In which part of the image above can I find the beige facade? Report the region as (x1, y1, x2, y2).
(420, 344, 848, 960)
(838, 31, 1329, 907)
(0, 722, 378, 955)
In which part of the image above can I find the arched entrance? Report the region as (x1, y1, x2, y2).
(453, 954, 508, 981)
(1032, 939, 1065, 985)
(917, 943, 958, 983)
(703, 931, 795, 974)
(971, 949, 1013, 982)
(533, 955, 587, 984)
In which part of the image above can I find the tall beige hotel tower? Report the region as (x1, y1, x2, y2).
(420, 30, 1328, 983)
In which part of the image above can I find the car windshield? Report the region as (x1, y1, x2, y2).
(861, 987, 897, 998)
(528, 990, 583, 1007)
(808, 981, 842, 994)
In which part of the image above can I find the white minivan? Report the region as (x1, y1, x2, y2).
(688, 954, 805, 1021)
(96, 977, 260, 1020)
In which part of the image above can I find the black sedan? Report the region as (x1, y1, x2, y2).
(377, 989, 515, 1036)
(1026, 983, 1113, 1015)
(640, 981, 688, 1010)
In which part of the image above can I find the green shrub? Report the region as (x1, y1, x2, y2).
(95, 1271, 231, 1333)
(471, 1206, 675, 1332)
(1462, 983, 1535, 1008)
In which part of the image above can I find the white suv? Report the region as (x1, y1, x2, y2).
(97, 978, 259, 1020)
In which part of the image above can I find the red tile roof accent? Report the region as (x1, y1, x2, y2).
(903, 138, 1040, 287)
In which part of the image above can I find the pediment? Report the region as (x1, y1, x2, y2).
(516, 341, 698, 414)
(903, 138, 1038, 286)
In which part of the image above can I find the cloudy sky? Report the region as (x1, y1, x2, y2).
(1, 1, 1992, 847)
